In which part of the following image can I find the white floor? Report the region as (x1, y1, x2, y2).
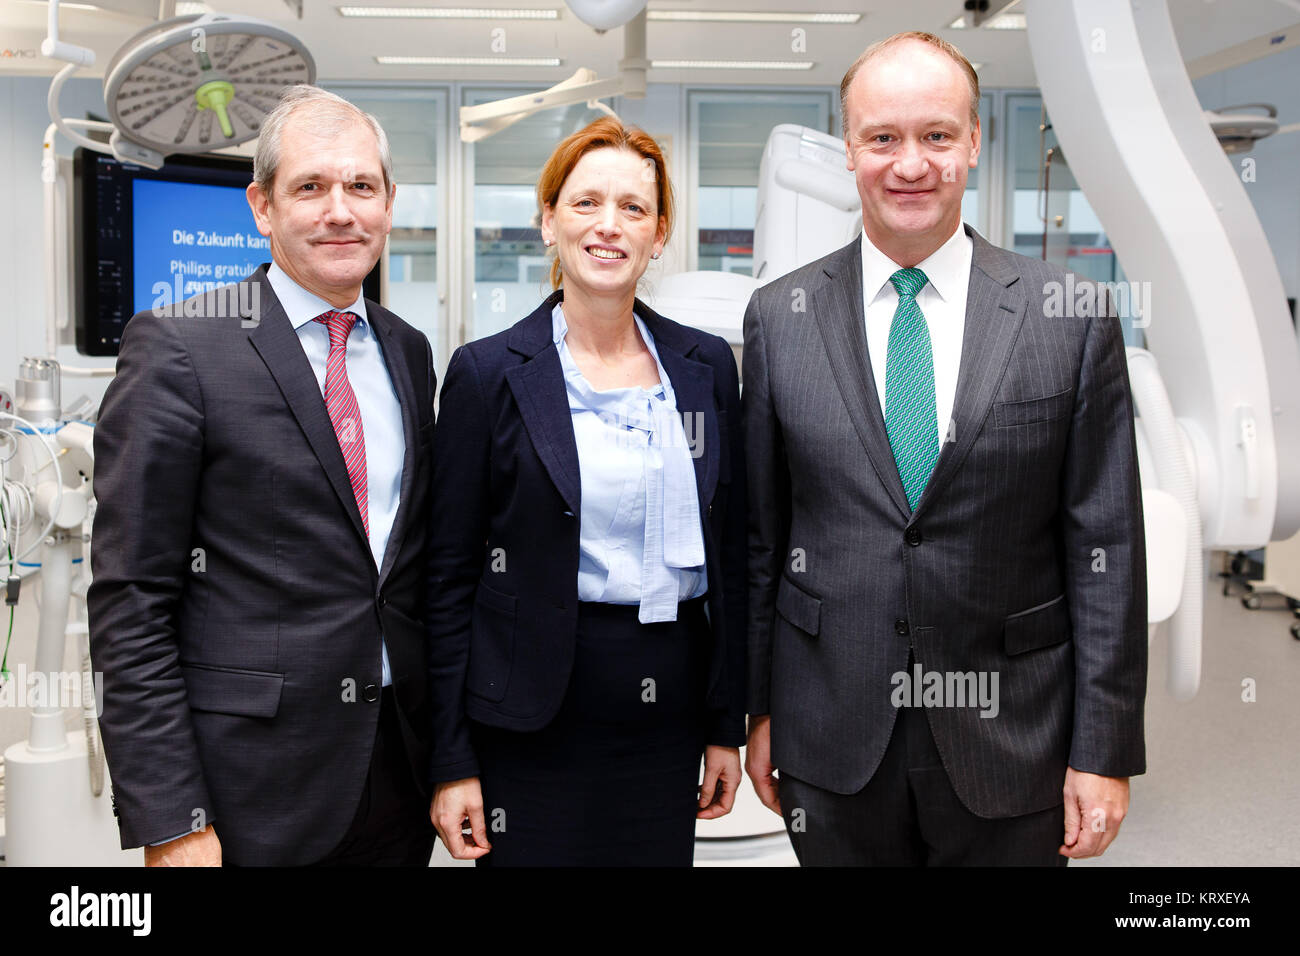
(1075, 577, 1300, 866)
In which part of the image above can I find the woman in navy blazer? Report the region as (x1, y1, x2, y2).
(425, 118, 747, 865)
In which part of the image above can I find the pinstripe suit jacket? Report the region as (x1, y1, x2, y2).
(743, 225, 1147, 817)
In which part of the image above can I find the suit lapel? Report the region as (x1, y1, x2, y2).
(245, 268, 371, 553)
(368, 306, 418, 587)
(813, 240, 913, 520)
(505, 294, 583, 516)
(911, 226, 1027, 519)
(503, 294, 722, 520)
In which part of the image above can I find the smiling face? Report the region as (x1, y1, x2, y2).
(246, 111, 394, 308)
(843, 39, 980, 266)
(540, 146, 665, 301)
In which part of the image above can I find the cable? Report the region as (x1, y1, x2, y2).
(0, 486, 14, 684)
(0, 412, 62, 570)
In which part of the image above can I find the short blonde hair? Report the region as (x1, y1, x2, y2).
(840, 31, 980, 136)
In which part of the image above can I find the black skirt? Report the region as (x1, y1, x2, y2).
(471, 597, 711, 866)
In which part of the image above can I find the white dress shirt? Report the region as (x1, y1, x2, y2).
(268, 263, 404, 686)
(860, 223, 973, 449)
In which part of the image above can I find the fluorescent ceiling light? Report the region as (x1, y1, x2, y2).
(340, 6, 560, 18)
(647, 11, 861, 23)
(984, 12, 1025, 29)
(651, 59, 814, 70)
(950, 14, 1023, 29)
(376, 55, 563, 65)
(17, 0, 102, 9)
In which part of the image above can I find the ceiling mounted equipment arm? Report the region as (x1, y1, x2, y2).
(458, 7, 647, 143)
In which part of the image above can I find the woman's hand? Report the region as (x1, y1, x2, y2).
(697, 745, 742, 820)
(431, 776, 492, 860)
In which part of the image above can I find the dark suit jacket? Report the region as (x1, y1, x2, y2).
(425, 290, 747, 783)
(88, 263, 437, 865)
(744, 226, 1147, 818)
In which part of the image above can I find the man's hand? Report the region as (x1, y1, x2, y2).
(698, 745, 742, 820)
(431, 777, 491, 860)
(1060, 767, 1129, 859)
(744, 715, 781, 815)
(144, 826, 221, 867)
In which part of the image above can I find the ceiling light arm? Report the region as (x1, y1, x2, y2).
(42, 0, 119, 157)
(41, 0, 96, 67)
(47, 64, 117, 155)
(459, 10, 647, 142)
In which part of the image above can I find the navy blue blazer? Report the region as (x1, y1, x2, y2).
(425, 289, 747, 783)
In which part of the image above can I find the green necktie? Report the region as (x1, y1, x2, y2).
(884, 267, 940, 511)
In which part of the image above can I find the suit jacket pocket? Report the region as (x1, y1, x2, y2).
(994, 387, 1074, 427)
(1003, 593, 1070, 655)
(775, 574, 821, 637)
(180, 662, 284, 718)
(467, 579, 517, 702)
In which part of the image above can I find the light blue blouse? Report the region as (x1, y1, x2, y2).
(553, 303, 707, 623)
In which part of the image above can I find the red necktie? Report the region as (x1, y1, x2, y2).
(313, 310, 369, 536)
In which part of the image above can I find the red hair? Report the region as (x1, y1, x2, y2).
(537, 117, 675, 290)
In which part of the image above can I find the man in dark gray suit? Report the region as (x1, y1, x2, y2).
(743, 32, 1147, 865)
(89, 86, 438, 866)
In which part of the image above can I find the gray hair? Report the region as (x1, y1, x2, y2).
(253, 85, 394, 197)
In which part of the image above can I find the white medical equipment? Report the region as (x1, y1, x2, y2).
(1025, 0, 1300, 698)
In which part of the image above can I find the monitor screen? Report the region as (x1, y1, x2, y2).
(74, 149, 381, 356)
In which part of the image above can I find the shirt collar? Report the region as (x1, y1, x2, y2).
(861, 221, 970, 305)
(267, 262, 369, 331)
(551, 302, 672, 402)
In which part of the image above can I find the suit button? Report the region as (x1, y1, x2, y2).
(894, 619, 910, 636)
(708, 505, 714, 517)
(363, 683, 380, 702)
(905, 528, 922, 546)
(378, 595, 388, 608)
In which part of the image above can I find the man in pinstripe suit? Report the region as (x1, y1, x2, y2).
(742, 32, 1147, 864)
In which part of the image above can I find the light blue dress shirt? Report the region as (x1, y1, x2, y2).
(553, 303, 707, 623)
(269, 264, 404, 687)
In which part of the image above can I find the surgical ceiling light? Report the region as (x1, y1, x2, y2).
(566, 0, 646, 32)
(43, 0, 314, 169)
(1204, 104, 1284, 154)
